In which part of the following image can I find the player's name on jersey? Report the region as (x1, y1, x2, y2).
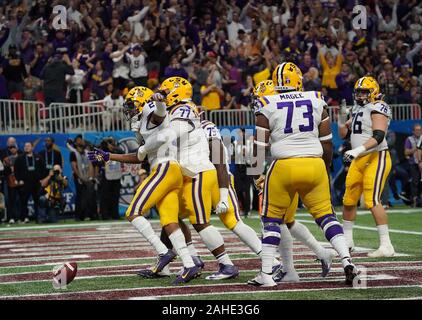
(278, 92, 305, 100)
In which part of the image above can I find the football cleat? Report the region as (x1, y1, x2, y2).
(367, 244, 395, 258)
(137, 269, 170, 278)
(272, 263, 282, 274)
(319, 249, 337, 278)
(192, 256, 205, 269)
(344, 260, 359, 285)
(205, 264, 239, 280)
(247, 272, 277, 287)
(151, 249, 176, 274)
(172, 265, 202, 285)
(273, 269, 300, 283)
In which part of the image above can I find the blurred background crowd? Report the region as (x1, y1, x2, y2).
(0, 0, 421, 111)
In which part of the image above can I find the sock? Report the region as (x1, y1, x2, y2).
(342, 220, 355, 247)
(186, 241, 199, 257)
(377, 224, 392, 247)
(199, 225, 233, 265)
(261, 216, 281, 274)
(131, 216, 168, 255)
(216, 251, 232, 265)
(289, 222, 327, 259)
(232, 221, 262, 255)
(315, 214, 351, 268)
(279, 223, 295, 274)
(169, 229, 195, 268)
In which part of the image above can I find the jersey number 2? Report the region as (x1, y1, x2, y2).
(276, 100, 314, 133)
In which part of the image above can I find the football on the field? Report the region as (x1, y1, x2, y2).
(53, 262, 78, 286)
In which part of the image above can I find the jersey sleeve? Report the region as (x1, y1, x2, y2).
(256, 97, 272, 119)
(371, 101, 391, 118)
(201, 121, 222, 141)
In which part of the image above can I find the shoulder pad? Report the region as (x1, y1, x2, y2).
(371, 101, 391, 117)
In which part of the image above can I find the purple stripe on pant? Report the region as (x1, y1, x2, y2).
(198, 172, 207, 223)
(129, 163, 162, 216)
(192, 177, 201, 224)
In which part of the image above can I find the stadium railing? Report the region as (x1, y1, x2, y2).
(0, 99, 46, 133)
(210, 104, 422, 127)
(40, 101, 130, 133)
(0, 99, 420, 134)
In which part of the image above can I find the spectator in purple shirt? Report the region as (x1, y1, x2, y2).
(164, 56, 188, 79)
(335, 63, 357, 105)
(91, 60, 112, 100)
(29, 43, 49, 79)
(222, 58, 243, 98)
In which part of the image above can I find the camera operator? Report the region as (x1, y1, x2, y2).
(38, 164, 68, 223)
(98, 137, 123, 220)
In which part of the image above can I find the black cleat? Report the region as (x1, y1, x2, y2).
(344, 264, 358, 285)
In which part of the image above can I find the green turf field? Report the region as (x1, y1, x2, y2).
(0, 207, 421, 300)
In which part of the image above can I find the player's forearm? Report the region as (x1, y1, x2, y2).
(109, 153, 141, 164)
(215, 163, 230, 189)
(321, 140, 333, 172)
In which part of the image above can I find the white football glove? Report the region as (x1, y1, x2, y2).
(151, 92, 165, 102)
(344, 146, 366, 163)
(137, 145, 147, 161)
(215, 188, 229, 215)
(338, 99, 349, 126)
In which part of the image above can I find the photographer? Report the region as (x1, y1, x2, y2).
(98, 137, 123, 220)
(38, 165, 68, 223)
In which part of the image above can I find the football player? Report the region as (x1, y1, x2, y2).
(200, 118, 281, 272)
(338, 76, 395, 257)
(248, 62, 357, 287)
(87, 86, 201, 285)
(253, 80, 336, 282)
(138, 77, 239, 280)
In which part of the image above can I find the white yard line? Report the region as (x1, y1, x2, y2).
(130, 285, 422, 300)
(2, 265, 420, 285)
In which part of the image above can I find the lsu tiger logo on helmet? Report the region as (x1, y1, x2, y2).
(123, 86, 154, 120)
(354, 76, 381, 105)
(272, 62, 303, 92)
(254, 80, 276, 98)
(159, 77, 193, 107)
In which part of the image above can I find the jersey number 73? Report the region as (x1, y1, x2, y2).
(277, 99, 314, 133)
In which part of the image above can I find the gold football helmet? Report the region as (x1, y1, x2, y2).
(158, 77, 193, 107)
(123, 86, 154, 120)
(254, 80, 276, 97)
(354, 76, 381, 105)
(272, 62, 303, 92)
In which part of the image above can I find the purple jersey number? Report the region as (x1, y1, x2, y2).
(277, 99, 314, 133)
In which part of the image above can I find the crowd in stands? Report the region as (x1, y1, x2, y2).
(0, 0, 421, 115)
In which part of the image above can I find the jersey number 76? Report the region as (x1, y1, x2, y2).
(276, 99, 314, 133)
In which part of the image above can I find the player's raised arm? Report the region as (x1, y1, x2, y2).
(318, 108, 333, 172)
(338, 99, 351, 139)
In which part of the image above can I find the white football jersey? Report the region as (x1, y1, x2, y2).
(169, 103, 215, 177)
(201, 120, 230, 173)
(350, 101, 391, 156)
(257, 91, 327, 159)
(126, 53, 148, 78)
(138, 101, 177, 168)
